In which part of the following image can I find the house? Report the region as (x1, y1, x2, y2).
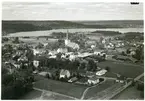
(33, 70, 39, 74)
(68, 77, 78, 83)
(88, 76, 100, 85)
(59, 69, 71, 79)
(116, 75, 126, 83)
(49, 55, 57, 59)
(48, 51, 57, 56)
(33, 60, 39, 68)
(57, 48, 68, 53)
(12, 63, 21, 69)
(38, 72, 48, 77)
(116, 55, 130, 61)
(96, 69, 107, 76)
(69, 54, 76, 61)
(91, 45, 96, 49)
(18, 55, 28, 62)
(86, 71, 96, 78)
(65, 39, 80, 50)
(33, 49, 41, 55)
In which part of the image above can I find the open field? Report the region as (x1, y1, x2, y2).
(33, 75, 119, 99)
(112, 86, 143, 100)
(33, 78, 88, 99)
(98, 61, 143, 78)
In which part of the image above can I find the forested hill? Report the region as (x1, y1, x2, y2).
(2, 20, 124, 35)
(75, 20, 143, 28)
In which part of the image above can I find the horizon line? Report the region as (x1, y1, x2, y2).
(2, 19, 144, 21)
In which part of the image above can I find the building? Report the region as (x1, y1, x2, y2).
(59, 69, 71, 79)
(96, 69, 107, 76)
(38, 72, 48, 77)
(33, 49, 41, 55)
(65, 32, 80, 50)
(88, 76, 100, 85)
(57, 48, 68, 53)
(33, 60, 39, 68)
(68, 77, 78, 83)
(116, 75, 126, 83)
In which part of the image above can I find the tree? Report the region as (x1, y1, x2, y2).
(13, 37, 19, 43)
(121, 51, 127, 56)
(2, 69, 34, 99)
(35, 42, 44, 49)
(126, 48, 131, 54)
(132, 45, 144, 61)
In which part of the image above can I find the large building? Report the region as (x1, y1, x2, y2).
(64, 31, 80, 50)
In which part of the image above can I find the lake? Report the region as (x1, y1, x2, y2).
(5, 28, 143, 37)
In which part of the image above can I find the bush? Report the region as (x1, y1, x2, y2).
(99, 78, 104, 82)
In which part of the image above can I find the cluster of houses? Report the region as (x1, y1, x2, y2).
(2, 34, 129, 88)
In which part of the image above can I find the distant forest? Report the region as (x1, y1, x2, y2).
(2, 20, 143, 35)
(2, 20, 123, 35)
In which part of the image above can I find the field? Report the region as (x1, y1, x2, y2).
(98, 61, 143, 78)
(112, 86, 143, 100)
(33, 78, 88, 99)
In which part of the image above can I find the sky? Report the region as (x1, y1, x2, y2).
(2, 2, 144, 20)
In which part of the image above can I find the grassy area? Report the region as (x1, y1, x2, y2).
(84, 80, 115, 99)
(33, 78, 88, 99)
(98, 61, 143, 78)
(112, 86, 143, 100)
(103, 72, 117, 78)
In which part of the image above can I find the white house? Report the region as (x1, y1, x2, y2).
(69, 54, 76, 61)
(65, 39, 80, 50)
(33, 60, 39, 68)
(33, 49, 41, 55)
(57, 48, 68, 53)
(88, 76, 100, 85)
(68, 77, 78, 83)
(60, 69, 71, 79)
(49, 55, 57, 59)
(96, 69, 107, 76)
(91, 45, 95, 49)
(38, 72, 48, 77)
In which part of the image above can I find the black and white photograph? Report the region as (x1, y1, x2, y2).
(1, 1, 144, 100)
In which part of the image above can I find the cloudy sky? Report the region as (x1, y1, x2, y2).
(2, 2, 143, 20)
